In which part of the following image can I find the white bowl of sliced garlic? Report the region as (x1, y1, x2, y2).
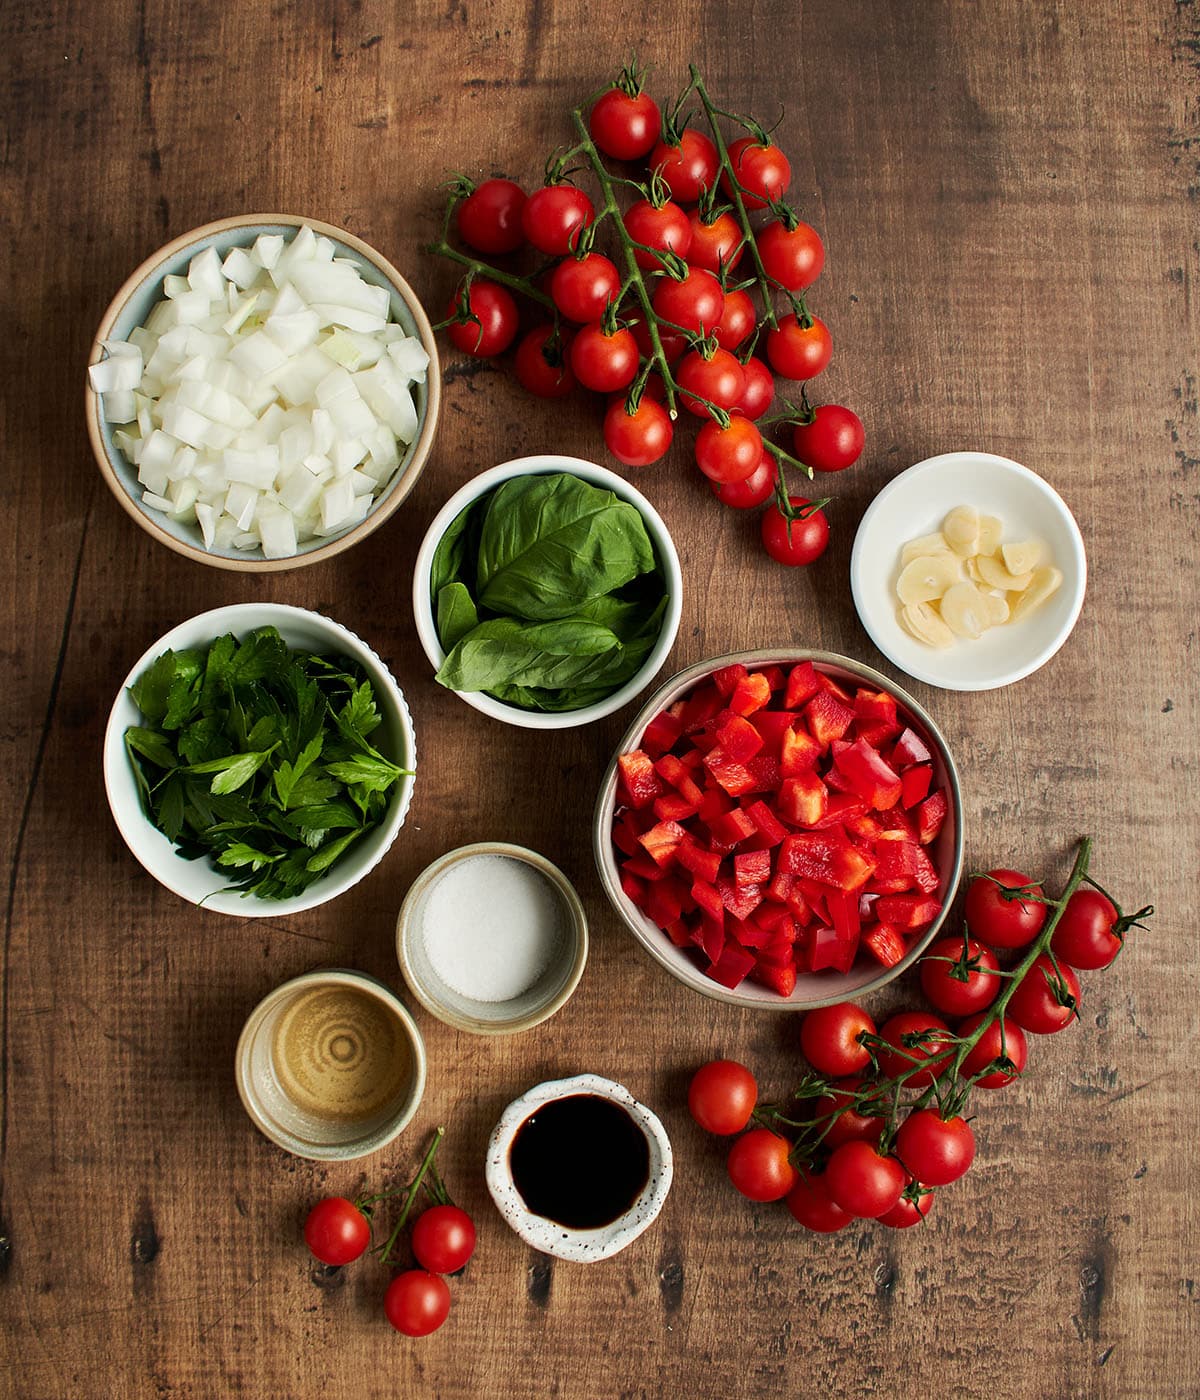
(850, 451, 1087, 691)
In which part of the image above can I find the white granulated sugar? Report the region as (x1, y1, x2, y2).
(422, 854, 566, 1003)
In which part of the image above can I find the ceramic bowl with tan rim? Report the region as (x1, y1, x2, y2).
(86, 214, 441, 571)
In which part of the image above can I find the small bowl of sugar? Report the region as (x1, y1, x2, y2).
(395, 842, 589, 1035)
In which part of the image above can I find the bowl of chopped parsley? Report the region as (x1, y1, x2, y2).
(103, 603, 416, 915)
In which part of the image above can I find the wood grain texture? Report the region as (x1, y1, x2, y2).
(1, 0, 1198, 1395)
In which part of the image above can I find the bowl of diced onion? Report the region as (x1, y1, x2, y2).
(86, 215, 441, 570)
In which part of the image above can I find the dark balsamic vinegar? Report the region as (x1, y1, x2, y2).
(509, 1094, 651, 1229)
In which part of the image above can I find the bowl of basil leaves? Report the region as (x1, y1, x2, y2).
(413, 456, 683, 728)
(104, 603, 416, 916)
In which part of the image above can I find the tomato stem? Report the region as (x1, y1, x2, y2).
(375, 1125, 446, 1266)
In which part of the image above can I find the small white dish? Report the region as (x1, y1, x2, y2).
(412, 454, 683, 730)
(850, 451, 1087, 691)
(485, 1074, 673, 1263)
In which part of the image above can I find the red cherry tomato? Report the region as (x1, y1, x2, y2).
(687, 1058, 758, 1135)
(727, 1128, 798, 1202)
(589, 85, 661, 161)
(603, 396, 674, 467)
(446, 280, 518, 357)
(686, 208, 745, 273)
(791, 404, 864, 473)
(760, 497, 829, 566)
(383, 1270, 451, 1337)
(1051, 888, 1139, 970)
(651, 266, 724, 337)
(919, 936, 1001, 1018)
(710, 451, 777, 508)
(456, 178, 527, 255)
(758, 218, 825, 290)
(514, 324, 575, 398)
(879, 1183, 934, 1228)
(676, 347, 745, 416)
(814, 1077, 886, 1149)
(722, 136, 792, 210)
(1008, 955, 1081, 1034)
(411, 1204, 476, 1275)
(569, 322, 639, 392)
(965, 869, 1048, 949)
(650, 128, 719, 203)
(304, 1197, 370, 1266)
(549, 252, 621, 323)
(824, 1140, 905, 1219)
(623, 198, 692, 270)
(799, 1001, 876, 1077)
(785, 1169, 853, 1234)
(956, 1012, 1028, 1088)
(765, 314, 832, 380)
(522, 184, 595, 255)
(695, 416, 763, 485)
(895, 1109, 975, 1186)
(875, 1011, 954, 1086)
(735, 356, 776, 419)
(627, 310, 689, 364)
(713, 287, 756, 352)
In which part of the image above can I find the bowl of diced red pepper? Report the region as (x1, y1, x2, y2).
(593, 651, 963, 1009)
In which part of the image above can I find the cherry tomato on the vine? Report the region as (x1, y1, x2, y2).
(383, 1270, 451, 1337)
(687, 1058, 758, 1135)
(627, 310, 689, 364)
(919, 936, 1001, 1018)
(589, 85, 661, 161)
(894, 1109, 975, 1186)
(814, 1077, 886, 1150)
(786, 1169, 853, 1234)
(875, 1010, 954, 1086)
(878, 1182, 934, 1229)
(727, 1128, 798, 1202)
(695, 415, 763, 485)
(765, 313, 832, 381)
(514, 324, 575, 398)
(1007, 955, 1081, 1035)
(735, 356, 776, 419)
(824, 1140, 905, 1219)
(549, 252, 621, 323)
(446, 280, 518, 358)
(651, 266, 724, 337)
(956, 1013, 1028, 1088)
(722, 136, 792, 210)
(1050, 888, 1132, 970)
(456, 178, 527, 255)
(603, 395, 674, 467)
(676, 347, 745, 416)
(650, 128, 720, 203)
(760, 498, 830, 567)
(710, 451, 777, 508)
(965, 869, 1047, 949)
(791, 404, 865, 473)
(799, 1001, 876, 1078)
(522, 184, 595, 256)
(411, 1205, 476, 1276)
(686, 208, 745, 274)
(758, 218, 825, 290)
(569, 322, 639, 393)
(623, 198, 692, 270)
(304, 1197, 370, 1266)
(713, 287, 756, 352)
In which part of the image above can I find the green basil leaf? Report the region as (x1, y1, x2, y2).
(435, 617, 622, 692)
(436, 581, 480, 651)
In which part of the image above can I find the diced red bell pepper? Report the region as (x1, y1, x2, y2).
(891, 726, 933, 770)
(612, 811, 646, 857)
(797, 879, 831, 925)
(833, 738, 903, 811)
(780, 726, 823, 776)
(900, 763, 934, 810)
(692, 914, 726, 964)
(664, 918, 692, 948)
(911, 843, 940, 895)
(638, 819, 687, 867)
(675, 838, 723, 884)
(854, 719, 903, 750)
(751, 958, 797, 997)
(869, 836, 920, 894)
(807, 793, 868, 829)
(715, 713, 765, 763)
(703, 745, 758, 797)
(653, 753, 704, 804)
(706, 806, 758, 848)
(877, 806, 919, 841)
(916, 789, 948, 845)
(734, 849, 772, 886)
(816, 670, 854, 702)
(784, 660, 822, 709)
(622, 853, 667, 882)
(680, 682, 724, 732)
(727, 916, 769, 950)
(854, 687, 899, 728)
(809, 924, 859, 974)
(617, 750, 664, 809)
(874, 894, 941, 932)
(744, 799, 789, 847)
(646, 877, 687, 927)
(859, 890, 881, 921)
(750, 710, 795, 755)
(759, 664, 786, 692)
(730, 672, 772, 716)
(642, 709, 683, 757)
(777, 772, 829, 827)
(785, 885, 812, 925)
(744, 754, 781, 792)
(824, 762, 856, 794)
(752, 903, 794, 935)
(716, 873, 765, 919)
(828, 890, 862, 943)
(653, 792, 700, 823)
(620, 870, 647, 906)
(712, 662, 749, 698)
(698, 787, 732, 822)
(804, 690, 856, 748)
(766, 867, 793, 901)
(862, 922, 906, 968)
(690, 878, 725, 923)
(779, 831, 876, 891)
(845, 813, 883, 842)
(707, 941, 757, 989)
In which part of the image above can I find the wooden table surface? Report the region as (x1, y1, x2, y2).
(2, 2, 1198, 1396)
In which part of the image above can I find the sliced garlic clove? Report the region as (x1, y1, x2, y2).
(940, 581, 992, 639)
(1008, 566, 1063, 622)
(896, 553, 963, 605)
(964, 556, 985, 584)
(899, 601, 956, 648)
(900, 531, 952, 566)
(943, 505, 981, 556)
(976, 552, 1034, 592)
(982, 590, 1010, 625)
(977, 515, 1003, 554)
(1001, 539, 1045, 576)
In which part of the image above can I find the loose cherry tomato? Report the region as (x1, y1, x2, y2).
(791, 404, 864, 473)
(727, 1128, 798, 1202)
(456, 177, 527, 255)
(304, 1197, 370, 1266)
(623, 198, 692, 270)
(710, 451, 777, 508)
(956, 1012, 1028, 1088)
(824, 1140, 905, 1219)
(589, 85, 661, 160)
(879, 1182, 934, 1228)
(722, 136, 792, 210)
(687, 1058, 758, 1135)
(1051, 888, 1144, 970)
(758, 218, 824, 290)
(569, 322, 639, 393)
(965, 869, 1048, 949)
(514, 324, 575, 398)
(411, 1204, 476, 1275)
(760, 498, 829, 566)
(765, 314, 832, 380)
(895, 1109, 975, 1186)
(785, 1169, 853, 1233)
(676, 347, 745, 416)
(522, 184, 595, 255)
(799, 1001, 876, 1077)
(383, 1270, 451, 1337)
(446, 280, 518, 357)
(735, 356, 776, 419)
(650, 128, 719, 203)
(713, 287, 756, 352)
(695, 416, 763, 485)
(686, 208, 744, 273)
(814, 1076, 886, 1149)
(651, 266, 724, 337)
(919, 936, 1001, 1018)
(549, 252, 621, 323)
(1008, 955, 1081, 1034)
(876, 1010, 954, 1086)
(603, 395, 674, 467)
